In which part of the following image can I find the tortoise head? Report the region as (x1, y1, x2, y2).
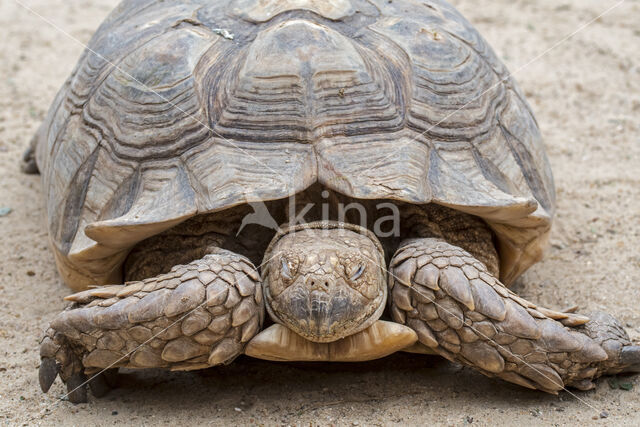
(262, 221, 387, 343)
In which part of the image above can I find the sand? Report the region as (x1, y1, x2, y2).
(0, 0, 639, 425)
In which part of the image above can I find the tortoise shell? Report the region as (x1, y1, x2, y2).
(34, 0, 555, 290)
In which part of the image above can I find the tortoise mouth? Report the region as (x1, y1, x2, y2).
(262, 221, 388, 343)
(245, 321, 418, 362)
(269, 283, 386, 342)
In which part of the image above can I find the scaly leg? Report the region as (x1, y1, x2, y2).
(389, 238, 640, 393)
(39, 248, 264, 403)
(21, 133, 39, 174)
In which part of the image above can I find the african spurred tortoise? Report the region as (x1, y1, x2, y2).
(23, 0, 639, 403)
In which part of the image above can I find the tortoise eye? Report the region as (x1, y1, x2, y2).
(281, 258, 293, 280)
(350, 264, 365, 281)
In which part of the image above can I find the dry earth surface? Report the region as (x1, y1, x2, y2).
(0, 0, 639, 425)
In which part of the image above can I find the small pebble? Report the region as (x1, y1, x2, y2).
(600, 411, 609, 419)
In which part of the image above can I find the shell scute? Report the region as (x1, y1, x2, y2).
(37, 0, 554, 289)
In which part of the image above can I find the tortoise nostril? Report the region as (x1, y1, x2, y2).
(306, 277, 331, 290)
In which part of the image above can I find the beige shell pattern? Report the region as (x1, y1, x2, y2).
(34, 0, 555, 291)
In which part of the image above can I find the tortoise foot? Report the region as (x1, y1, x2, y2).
(388, 238, 638, 393)
(578, 311, 640, 375)
(39, 329, 92, 403)
(20, 142, 39, 175)
(39, 249, 265, 403)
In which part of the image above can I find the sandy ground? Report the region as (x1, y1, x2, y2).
(0, 0, 639, 425)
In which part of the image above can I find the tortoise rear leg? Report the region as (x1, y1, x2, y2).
(388, 238, 640, 393)
(39, 248, 264, 403)
(21, 133, 39, 174)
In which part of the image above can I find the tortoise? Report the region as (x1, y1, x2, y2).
(25, 0, 639, 404)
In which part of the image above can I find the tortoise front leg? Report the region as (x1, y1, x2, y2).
(39, 248, 264, 403)
(388, 238, 640, 393)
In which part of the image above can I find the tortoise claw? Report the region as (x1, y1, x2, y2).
(561, 305, 579, 314)
(571, 379, 596, 391)
(66, 372, 88, 404)
(39, 358, 59, 393)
